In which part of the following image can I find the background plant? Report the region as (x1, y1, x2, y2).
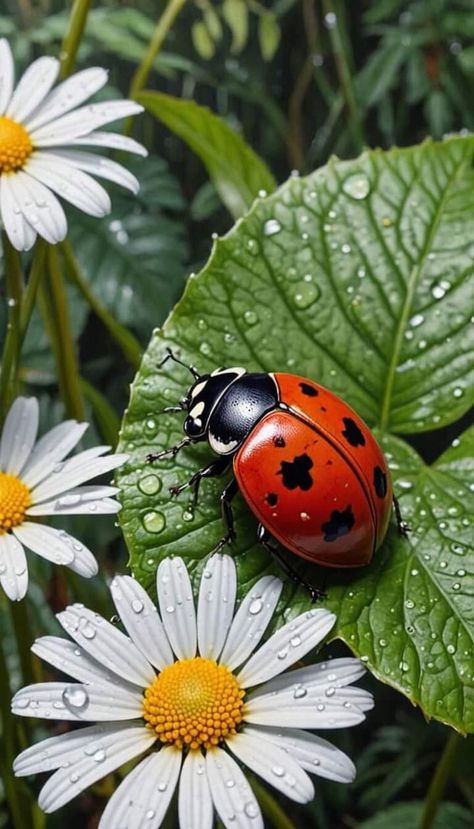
(0, 1, 473, 828)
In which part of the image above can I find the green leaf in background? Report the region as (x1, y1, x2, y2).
(192, 20, 215, 60)
(258, 14, 281, 62)
(117, 136, 474, 732)
(138, 91, 276, 219)
(222, 0, 249, 54)
(358, 801, 474, 829)
(68, 157, 189, 332)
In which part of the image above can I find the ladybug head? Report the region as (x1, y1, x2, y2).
(183, 367, 246, 439)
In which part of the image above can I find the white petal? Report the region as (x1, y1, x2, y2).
(245, 684, 371, 729)
(7, 56, 59, 122)
(31, 100, 144, 145)
(27, 495, 121, 516)
(99, 747, 181, 829)
(248, 658, 367, 700)
(13, 171, 67, 244)
(0, 533, 28, 601)
(206, 747, 263, 829)
(20, 420, 88, 488)
(25, 67, 108, 131)
(14, 722, 141, 776)
(226, 730, 314, 804)
(50, 149, 140, 194)
(0, 174, 36, 251)
(31, 450, 127, 503)
(178, 751, 213, 829)
(12, 681, 143, 721)
(32, 635, 140, 690)
(25, 153, 111, 217)
(69, 130, 147, 156)
(0, 39, 14, 114)
(37, 723, 155, 813)
(157, 557, 197, 660)
(197, 555, 236, 661)
(0, 396, 38, 475)
(57, 604, 155, 687)
(13, 522, 74, 565)
(245, 725, 356, 784)
(219, 576, 282, 671)
(111, 576, 174, 671)
(65, 538, 99, 578)
(237, 608, 336, 689)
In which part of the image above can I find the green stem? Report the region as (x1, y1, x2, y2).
(59, 0, 92, 78)
(129, 0, 188, 99)
(40, 246, 86, 421)
(250, 777, 295, 829)
(0, 235, 24, 420)
(61, 241, 142, 370)
(10, 600, 38, 686)
(80, 377, 121, 446)
(419, 730, 462, 829)
(0, 615, 35, 829)
(19, 242, 47, 340)
(322, 0, 364, 151)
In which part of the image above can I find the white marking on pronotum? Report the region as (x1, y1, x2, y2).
(189, 401, 205, 419)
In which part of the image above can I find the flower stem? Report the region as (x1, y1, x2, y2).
(0, 615, 35, 829)
(40, 245, 86, 421)
(19, 241, 47, 340)
(250, 777, 295, 829)
(59, 0, 91, 78)
(419, 729, 462, 829)
(0, 235, 24, 421)
(322, 0, 364, 151)
(129, 0, 188, 99)
(10, 600, 39, 686)
(61, 241, 142, 370)
(80, 376, 121, 445)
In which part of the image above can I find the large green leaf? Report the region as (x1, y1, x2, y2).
(117, 136, 474, 732)
(138, 91, 276, 219)
(359, 801, 474, 829)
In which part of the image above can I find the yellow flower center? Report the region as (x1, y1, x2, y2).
(0, 473, 31, 533)
(0, 116, 33, 173)
(143, 657, 245, 750)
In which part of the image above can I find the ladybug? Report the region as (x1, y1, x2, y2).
(148, 350, 407, 600)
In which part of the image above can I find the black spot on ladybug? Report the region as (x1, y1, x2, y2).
(322, 506, 355, 542)
(373, 466, 387, 498)
(266, 492, 278, 507)
(300, 382, 318, 397)
(321, 406, 327, 412)
(342, 417, 366, 447)
(274, 435, 286, 448)
(326, 459, 333, 466)
(277, 454, 313, 491)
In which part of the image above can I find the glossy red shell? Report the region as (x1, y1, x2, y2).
(233, 373, 392, 568)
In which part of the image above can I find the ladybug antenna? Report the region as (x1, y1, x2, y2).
(159, 348, 200, 380)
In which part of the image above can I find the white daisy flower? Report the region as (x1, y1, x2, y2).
(0, 396, 127, 600)
(0, 38, 147, 251)
(13, 554, 373, 828)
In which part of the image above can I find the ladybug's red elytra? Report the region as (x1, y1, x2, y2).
(148, 350, 407, 600)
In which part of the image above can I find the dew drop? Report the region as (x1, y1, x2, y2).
(81, 623, 96, 640)
(409, 313, 424, 328)
(447, 644, 456, 654)
(342, 173, 371, 200)
(132, 599, 144, 614)
(94, 749, 106, 763)
(293, 281, 320, 309)
(138, 474, 162, 496)
(244, 310, 258, 326)
(453, 387, 464, 398)
(143, 510, 166, 534)
(249, 598, 264, 616)
(325, 686, 336, 697)
(244, 802, 259, 818)
(62, 686, 89, 712)
(293, 686, 307, 699)
(263, 219, 281, 236)
(272, 765, 285, 777)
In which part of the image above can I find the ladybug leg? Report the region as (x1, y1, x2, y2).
(257, 524, 327, 603)
(210, 478, 239, 554)
(393, 494, 410, 537)
(147, 437, 194, 464)
(169, 457, 230, 512)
